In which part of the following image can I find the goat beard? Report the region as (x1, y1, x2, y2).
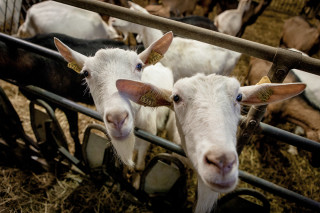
(110, 132, 135, 168)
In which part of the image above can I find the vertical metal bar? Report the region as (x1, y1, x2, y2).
(237, 48, 303, 155)
(9, 0, 17, 34)
(3, 0, 8, 33)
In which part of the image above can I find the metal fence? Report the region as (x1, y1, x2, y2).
(0, 0, 22, 34)
(52, 0, 320, 209)
(0, 0, 43, 34)
(1, 0, 320, 210)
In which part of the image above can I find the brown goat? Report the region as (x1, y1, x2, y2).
(280, 16, 320, 55)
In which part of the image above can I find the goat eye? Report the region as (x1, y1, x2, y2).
(236, 93, 242, 102)
(173, 94, 180, 103)
(83, 70, 90, 78)
(136, 63, 143, 71)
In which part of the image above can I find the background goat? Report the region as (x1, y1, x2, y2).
(16, 1, 119, 40)
(111, 1, 241, 82)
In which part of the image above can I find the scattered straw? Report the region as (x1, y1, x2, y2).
(0, 3, 320, 213)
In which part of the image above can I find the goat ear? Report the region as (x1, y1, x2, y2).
(54, 38, 87, 73)
(139, 31, 173, 65)
(116, 79, 173, 108)
(239, 83, 306, 105)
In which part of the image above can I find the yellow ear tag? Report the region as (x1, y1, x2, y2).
(147, 50, 163, 65)
(139, 90, 156, 107)
(256, 76, 273, 102)
(256, 76, 271, 85)
(67, 61, 82, 73)
(257, 88, 273, 102)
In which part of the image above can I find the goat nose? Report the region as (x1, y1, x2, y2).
(205, 152, 236, 175)
(106, 111, 128, 130)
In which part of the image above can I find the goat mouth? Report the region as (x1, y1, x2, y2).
(111, 131, 131, 141)
(206, 178, 237, 191)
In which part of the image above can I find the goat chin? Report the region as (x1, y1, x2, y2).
(110, 131, 135, 168)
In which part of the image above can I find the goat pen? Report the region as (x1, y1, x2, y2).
(0, 0, 320, 212)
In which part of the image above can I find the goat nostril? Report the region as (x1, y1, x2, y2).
(106, 112, 129, 129)
(205, 152, 236, 174)
(205, 156, 222, 169)
(106, 114, 113, 123)
(223, 160, 236, 174)
(120, 113, 128, 125)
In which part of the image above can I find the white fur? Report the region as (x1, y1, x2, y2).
(292, 69, 320, 109)
(16, 1, 119, 39)
(54, 32, 178, 191)
(214, 0, 252, 36)
(83, 49, 174, 169)
(173, 74, 240, 212)
(117, 72, 304, 212)
(214, 0, 251, 36)
(111, 2, 241, 82)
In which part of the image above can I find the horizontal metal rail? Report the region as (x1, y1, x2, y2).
(239, 170, 320, 210)
(134, 127, 186, 156)
(2, 82, 318, 210)
(0, 32, 63, 61)
(19, 84, 101, 121)
(52, 0, 320, 75)
(260, 122, 320, 153)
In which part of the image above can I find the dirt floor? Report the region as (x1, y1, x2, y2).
(0, 2, 320, 213)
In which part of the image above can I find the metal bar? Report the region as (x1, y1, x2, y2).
(9, 0, 17, 34)
(260, 122, 320, 153)
(19, 84, 102, 121)
(52, 0, 320, 75)
(239, 170, 320, 210)
(0, 32, 63, 61)
(134, 127, 186, 157)
(58, 147, 87, 172)
(237, 48, 303, 154)
(3, 0, 8, 33)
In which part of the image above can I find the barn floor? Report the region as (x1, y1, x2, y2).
(0, 4, 320, 213)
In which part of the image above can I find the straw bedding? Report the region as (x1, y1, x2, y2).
(0, 3, 319, 212)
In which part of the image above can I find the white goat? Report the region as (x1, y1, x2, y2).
(16, 1, 119, 40)
(214, 0, 252, 36)
(111, 2, 241, 82)
(116, 74, 305, 212)
(54, 32, 175, 175)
